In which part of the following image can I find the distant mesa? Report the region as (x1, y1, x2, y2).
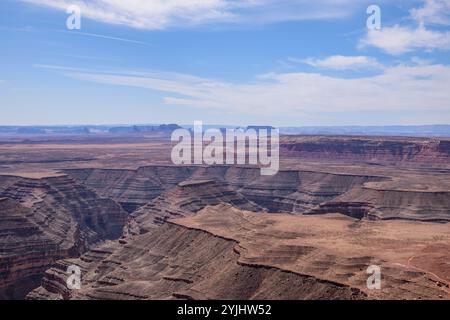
(17, 127, 46, 134)
(1, 124, 449, 137)
(108, 124, 181, 134)
(0, 124, 182, 135)
(5, 126, 91, 135)
(279, 125, 450, 137)
(246, 125, 276, 132)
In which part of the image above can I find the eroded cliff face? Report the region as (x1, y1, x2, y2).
(28, 204, 450, 300)
(0, 175, 127, 245)
(28, 221, 365, 300)
(226, 169, 383, 213)
(0, 198, 62, 299)
(2, 160, 450, 299)
(64, 166, 197, 213)
(0, 175, 128, 298)
(65, 166, 387, 214)
(280, 137, 450, 164)
(1, 135, 450, 300)
(127, 179, 264, 235)
(308, 187, 450, 222)
(64, 165, 450, 222)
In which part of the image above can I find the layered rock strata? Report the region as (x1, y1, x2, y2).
(0, 175, 128, 298)
(29, 204, 450, 300)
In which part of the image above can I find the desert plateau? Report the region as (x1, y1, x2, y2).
(3, 0, 450, 310)
(0, 131, 449, 300)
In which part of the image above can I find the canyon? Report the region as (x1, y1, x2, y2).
(0, 134, 449, 299)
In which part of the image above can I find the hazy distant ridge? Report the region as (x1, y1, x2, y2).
(0, 124, 449, 137)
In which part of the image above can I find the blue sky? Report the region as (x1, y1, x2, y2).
(1, 0, 450, 126)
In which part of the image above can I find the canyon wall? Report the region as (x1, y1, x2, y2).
(1, 136, 449, 299)
(0, 174, 128, 298)
(64, 165, 450, 222)
(280, 137, 450, 164)
(28, 221, 365, 300)
(29, 204, 450, 300)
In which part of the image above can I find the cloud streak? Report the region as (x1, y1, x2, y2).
(22, 0, 371, 30)
(60, 31, 151, 46)
(301, 55, 382, 70)
(37, 63, 450, 117)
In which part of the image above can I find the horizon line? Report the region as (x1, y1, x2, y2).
(1, 123, 450, 128)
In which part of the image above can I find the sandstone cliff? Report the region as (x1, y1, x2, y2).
(0, 174, 128, 299)
(281, 136, 450, 164)
(28, 204, 450, 300)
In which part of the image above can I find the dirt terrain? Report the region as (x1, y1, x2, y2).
(0, 133, 449, 299)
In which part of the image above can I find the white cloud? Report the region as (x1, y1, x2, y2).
(301, 55, 382, 70)
(360, 25, 450, 55)
(22, 0, 370, 30)
(361, 1, 450, 54)
(37, 63, 450, 116)
(410, 56, 433, 66)
(411, 0, 450, 25)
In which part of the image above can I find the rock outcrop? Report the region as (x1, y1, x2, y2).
(28, 219, 365, 300)
(1, 134, 450, 300)
(308, 187, 450, 222)
(64, 165, 450, 222)
(65, 166, 387, 214)
(127, 179, 264, 235)
(281, 136, 450, 164)
(64, 167, 197, 213)
(29, 204, 450, 300)
(0, 198, 62, 299)
(0, 174, 128, 299)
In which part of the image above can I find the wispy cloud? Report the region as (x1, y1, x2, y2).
(36, 62, 450, 116)
(22, 0, 371, 30)
(60, 31, 151, 46)
(300, 55, 383, 70)
(361, 0, 450, 54)
(411, 0, 450, 26)
(360, 25, 450, 55)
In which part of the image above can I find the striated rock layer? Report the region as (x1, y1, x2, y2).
(28, 219, 365, 300)
(0, 174, 128, 299)
(65, 165, 450, 221)
(127, 179, 264, 235)
(0, 198, 61, 299)
(308, 187, 450, 222)
(65, 166, 385, 214)
(64, 167, 197, 213)
(29, 204, 450, 300)
(1, 134, 450, 300)
(280, 136, 450, 164)
(2, 158, 450, 300)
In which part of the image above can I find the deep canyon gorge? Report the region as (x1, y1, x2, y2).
(0, 134, 449, 299)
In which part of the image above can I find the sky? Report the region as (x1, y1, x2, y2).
(1, 0, 450, 126)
